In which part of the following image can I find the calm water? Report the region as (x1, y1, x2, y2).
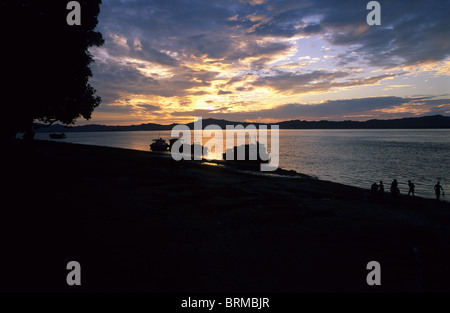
(36, 129, 450, 199)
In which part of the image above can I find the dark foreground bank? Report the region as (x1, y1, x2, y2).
(2, 140, 450, 292)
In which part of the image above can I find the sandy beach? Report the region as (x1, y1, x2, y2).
(2, 140, 450, 293)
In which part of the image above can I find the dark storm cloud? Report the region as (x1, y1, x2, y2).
(97, 0, 304, 64)
(90, 61, 172, 97)
(90, 58, 219, 100)
(235, 86, 254, 92)
(98, 0, 449, 70)
(95, 103, 159, 115)
(104, 0, 447, 60)
(90, 61, 159, 99)
(95, 104, 135, 113)
(263, 0, 449, 66)
(98, 0, 243, 59)
(276, 96, 406, 118)
(135, 104, 159, 112)
(177, 34, 236, 60)
(302, 23, 322, 34)
(251, 70, 397, 94)
(252, 70, 349, 91)
(255, 0, 449, 66)
(227, 41, 292, 61)
(131, 39, 179, 67)
(319, 0, 450, 66)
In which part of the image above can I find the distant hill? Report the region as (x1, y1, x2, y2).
(35, 118, 263, 132)
(35, 115, 450, 132)
(278, 115, 450, 129)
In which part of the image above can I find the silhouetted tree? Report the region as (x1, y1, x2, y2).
(1, 0, 104, 141)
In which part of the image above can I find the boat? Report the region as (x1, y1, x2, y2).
(49, 133, 66, 139)
(150, 138, 169, 151)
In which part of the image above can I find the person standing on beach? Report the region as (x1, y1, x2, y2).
(390, 179, 399, 199)
(379, 181, 384, 199)
(371, 182, 379, 197)
(434, 181, 445, 200)
(408, 180, 415, 197)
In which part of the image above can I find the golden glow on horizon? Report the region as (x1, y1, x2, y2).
(87, 27, 450, 126)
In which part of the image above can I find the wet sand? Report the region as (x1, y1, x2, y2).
(2, 140, 450, 292)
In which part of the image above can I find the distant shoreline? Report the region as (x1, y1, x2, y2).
(34, 114, 450, 132)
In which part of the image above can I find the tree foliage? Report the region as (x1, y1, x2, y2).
(1, 0, 104, 140)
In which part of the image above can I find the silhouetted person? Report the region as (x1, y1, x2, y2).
(379, 181, 384, 199)
(434, 181, 444, 200)
(390, 179, 399, 199)
(371, 182, 378, 197)
(408, 180, 415, 197)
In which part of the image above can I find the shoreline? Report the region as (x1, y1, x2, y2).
(3, 140, 450, 292)
(36, 131, 449, 201)
(46, 138, 450, 201)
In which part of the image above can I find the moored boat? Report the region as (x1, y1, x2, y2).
(150, 138, 169, 151)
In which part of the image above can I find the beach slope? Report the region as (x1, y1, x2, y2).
(2, 140, 450, 292)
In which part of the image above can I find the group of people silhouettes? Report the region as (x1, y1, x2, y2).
(371, 180, 445, 200)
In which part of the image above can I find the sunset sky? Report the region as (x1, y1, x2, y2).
(85, 0, 450, 125)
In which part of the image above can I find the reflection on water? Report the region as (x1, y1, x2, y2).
(36, 129, 450, 199)
(202, 162, 224, 167)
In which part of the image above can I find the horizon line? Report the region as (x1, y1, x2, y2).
(34, 114, 450, 128)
